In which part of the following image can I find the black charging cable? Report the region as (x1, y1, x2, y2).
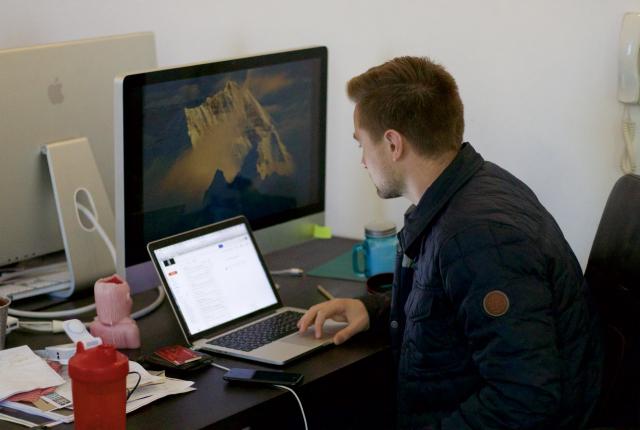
(126, 371, 142, 401)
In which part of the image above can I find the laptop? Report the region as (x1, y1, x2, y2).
(147, 215, 344, 365)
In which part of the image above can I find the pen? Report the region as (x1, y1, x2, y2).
(316, 285, 335, 300)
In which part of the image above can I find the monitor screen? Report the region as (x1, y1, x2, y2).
(116, 47, 327, 278)
(0, 32, 157, 266)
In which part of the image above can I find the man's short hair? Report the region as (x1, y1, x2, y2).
(347, 56, 464, 156)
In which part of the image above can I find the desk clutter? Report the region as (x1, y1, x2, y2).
(0, 344, 195, 428)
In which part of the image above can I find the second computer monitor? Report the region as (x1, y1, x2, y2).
(115, 47, 327, 288)
(0, 32, 157, 267)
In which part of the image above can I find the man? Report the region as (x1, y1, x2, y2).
(297, 57, 603, 429)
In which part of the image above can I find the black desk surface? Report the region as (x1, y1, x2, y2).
(5, 238, 395, 429)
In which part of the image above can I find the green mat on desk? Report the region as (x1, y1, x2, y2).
(307, 250, 366, 282)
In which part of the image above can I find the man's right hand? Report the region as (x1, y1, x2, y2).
(297, 298, 370, 345)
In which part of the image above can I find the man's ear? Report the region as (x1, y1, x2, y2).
(384, 129, 405, 162)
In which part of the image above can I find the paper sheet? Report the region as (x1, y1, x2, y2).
(126, 378, 195, 414)
(53, 360, 166, 405)
(0, 346, 65, 402)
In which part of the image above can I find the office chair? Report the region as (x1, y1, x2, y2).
(585, 174, 640, 428)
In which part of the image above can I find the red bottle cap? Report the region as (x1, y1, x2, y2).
(68, 343, 129, 383)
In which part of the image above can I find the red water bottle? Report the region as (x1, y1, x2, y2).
(68, 342, 129, 430)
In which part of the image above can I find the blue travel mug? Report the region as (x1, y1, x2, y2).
(352, 221, 397, 278)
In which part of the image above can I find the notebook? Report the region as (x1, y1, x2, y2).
(147, 215, 345, 366)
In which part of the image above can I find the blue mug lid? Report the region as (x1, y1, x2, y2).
(365, 220, 396, 237)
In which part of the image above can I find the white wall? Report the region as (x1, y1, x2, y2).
(2, 0, 639, 267)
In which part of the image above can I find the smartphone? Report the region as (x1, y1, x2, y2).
(223, 368, 303, 386)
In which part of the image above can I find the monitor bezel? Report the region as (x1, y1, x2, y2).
(120, 46, 327, 268)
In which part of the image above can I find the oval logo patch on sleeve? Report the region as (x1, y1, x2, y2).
(482, 290, 510, 317)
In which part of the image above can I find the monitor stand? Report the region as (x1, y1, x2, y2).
(43, 138, 115, 298)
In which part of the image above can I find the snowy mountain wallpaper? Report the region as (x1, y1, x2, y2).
(140, 59, 322, 242)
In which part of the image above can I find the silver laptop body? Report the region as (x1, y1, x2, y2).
(147, 215, 343, 365)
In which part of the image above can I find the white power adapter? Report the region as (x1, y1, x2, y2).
(41, 343, 77, 364)
(35, 319, 102, 364)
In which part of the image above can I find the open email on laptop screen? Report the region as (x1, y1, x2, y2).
(152, 223, 278, 336)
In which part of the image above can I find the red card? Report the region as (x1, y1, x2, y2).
(154, 345, 202, 365)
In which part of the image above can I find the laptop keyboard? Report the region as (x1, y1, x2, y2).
(207, 310, 303, 352)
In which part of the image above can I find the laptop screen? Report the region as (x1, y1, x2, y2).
(151, 222, 279, 336)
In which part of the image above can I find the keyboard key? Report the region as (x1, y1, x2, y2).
(207, 310, 303, 352)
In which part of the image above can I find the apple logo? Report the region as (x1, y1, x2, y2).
(48, 78, 64, 104)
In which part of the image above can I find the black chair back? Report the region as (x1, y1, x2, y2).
(585, 174, 640, 427)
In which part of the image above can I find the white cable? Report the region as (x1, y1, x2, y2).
(275, 385, 308, 430)
(9, 285, 163, 321)
(9, 284, 165, 321)
(210, 362, 230, 372)
(8, 195, 164, 326)
(269, 268, 304, 277)
(15, 320, 67, 333)
(209, 361, 307, 429)
(76, 203, 116, 264)
(621, 105, 637, 174)
(131, 285, 165, 319)
(9, 302, 96, 319)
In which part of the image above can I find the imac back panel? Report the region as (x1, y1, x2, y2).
(0, 32, 157, 265)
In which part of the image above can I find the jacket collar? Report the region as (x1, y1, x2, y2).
(399, 142, 484, 258)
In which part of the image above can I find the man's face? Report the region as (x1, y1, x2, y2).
(353, 107, 403, 199)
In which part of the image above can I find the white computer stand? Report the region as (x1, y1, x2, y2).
(43, 137, 115, 298)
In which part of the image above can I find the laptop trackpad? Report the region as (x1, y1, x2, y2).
(281, 321, 347, 346)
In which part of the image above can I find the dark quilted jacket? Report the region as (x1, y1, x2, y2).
(361, 143, 603, 429)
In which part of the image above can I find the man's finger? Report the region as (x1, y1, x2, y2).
(314, 309, 327, 339)
(297, 306, 319, 333)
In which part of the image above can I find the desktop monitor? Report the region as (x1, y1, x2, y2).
(0, 32, 157, 269)
(115, 47, 327, 290)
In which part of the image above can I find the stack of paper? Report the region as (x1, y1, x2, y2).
(0, 345, 70, 426)
(0, 346, 65, 402)
(0, 345, 195, 428)
(52, 360, 196, 414)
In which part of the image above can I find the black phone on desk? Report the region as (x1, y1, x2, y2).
(223, 368, 303, 386)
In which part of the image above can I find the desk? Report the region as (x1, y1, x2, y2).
(5, 238, 395, 429)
